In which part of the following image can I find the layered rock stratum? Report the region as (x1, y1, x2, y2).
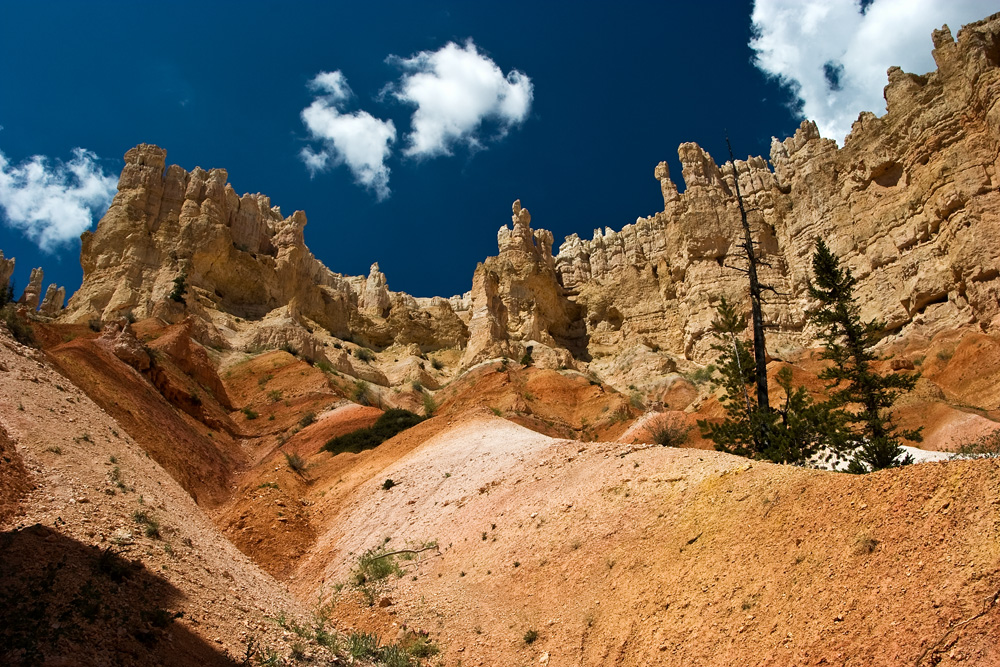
(57, 13, 1000, 380)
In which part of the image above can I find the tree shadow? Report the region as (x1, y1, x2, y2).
(0, 524, 240, 666)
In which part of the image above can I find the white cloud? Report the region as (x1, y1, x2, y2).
(751, 0, 996, 144)
(387, 40, 533, 158)
(0, 147, 117, 252)
(300, 70, 396, 200)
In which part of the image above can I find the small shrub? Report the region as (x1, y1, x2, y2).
(405, 635, 439, 658)
(284, 452, 307, 474)
(520, 347, 534, 366)
(87, 318, 103, 332)
(688, 363, 717, 384)
(353, 549, 402, 585)
(382, 478, 396, 490)
(0, 279, 13, 308)
(242, 406, 259, 420)
(855, 534, 879, 555)
(431, 358, 443, 371)
(523, 629, 539, 645)
(322, 408, 424, 455)
(347, 632, 380, 659)
(316, 360, 333, 373)
(168, 272, 187, 303)
(629, 390, 644, 410)
(954, 429, 1000, 458)
(411, 381, 423, 393)
(298, 412, 316, 428)
(649, 420, 690, 447)
(2, 305, 36, 347)
(422, 392, 436, 417)
(267, 389, 283, 402)
(490, 406, 502, 416)
(281, 343, 298, 357)
(354, 347, 375, 362)
(352, 379, 371, 406)
(379, 644, 412, 667)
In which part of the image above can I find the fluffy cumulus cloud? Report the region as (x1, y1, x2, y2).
(0, 147, 117, 251)
(387, 40, 533, 158)
(300, 70, 397, 200)
(751, 0, 996, 144)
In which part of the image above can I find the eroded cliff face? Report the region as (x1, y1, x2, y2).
(58, 14, 1000, 378)
(544, 14, 1000, 363)
(64, 145, 468, 353)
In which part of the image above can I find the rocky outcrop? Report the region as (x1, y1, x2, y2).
(0, 251, 13, 292)
(461, 200, 584, 367)
(550, 13, 1000, 362)
(97, 319, 151, 371)
(19, 268, 43, 310)
(48, 13, 1000, 379)
(39, 285, 65, 316)
(63, 144, 467, 354)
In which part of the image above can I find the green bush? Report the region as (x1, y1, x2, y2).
(2, 304, 35, 347)
(352, 379, 372, 406)
(322, 409, 424, 456)
(284, 452, 307, 474)
(168, 272, 187, 303)
(241, 406, 259, 420)
(649, 420, 690, 447)
(354, 347, 375, 362)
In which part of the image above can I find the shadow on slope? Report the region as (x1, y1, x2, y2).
(0, 524, 237, 667)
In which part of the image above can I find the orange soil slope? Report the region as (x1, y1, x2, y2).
(0, 331, 315, 666)
(45, 337, 242, 506)
(300, 413, 1000, 667)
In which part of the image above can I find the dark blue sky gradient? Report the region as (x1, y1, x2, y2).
(0, 1, 800, 299)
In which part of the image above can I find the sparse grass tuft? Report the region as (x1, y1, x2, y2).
(241, 406, 259, 420)
(854, 534, 879, 555)
(382, 478, 396, 490)
(953, 429, 1000, 458)
(523, 629, 539, 645)
(298, 411, 316, 428)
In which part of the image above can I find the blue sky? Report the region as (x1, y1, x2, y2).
(0, 1, 994, 300)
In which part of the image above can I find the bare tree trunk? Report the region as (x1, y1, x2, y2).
(727, 140, 770, 432)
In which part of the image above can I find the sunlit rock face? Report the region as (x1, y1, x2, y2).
(62, 15, 1000, 369)
(64, 144, 468, 353)
(549, 14, 1000, 362)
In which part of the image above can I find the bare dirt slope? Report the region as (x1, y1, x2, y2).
(0, 330, 316, 666)
(300, 412, 1000, 667)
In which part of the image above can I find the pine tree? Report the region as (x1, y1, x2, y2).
(697, 298, 759, 458)
(808, 239, 920, 473)
(698, 297, 836, 464)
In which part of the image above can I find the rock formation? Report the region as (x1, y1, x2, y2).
(544, 14, 1000, 362)
(19, 268, 43, 310)
(38, 284, 65, 316)
(461, 200, 583, 367)
(0, 251, 13, 292)
(63, 144, 468, 353)
(49, 13, 1000, 377)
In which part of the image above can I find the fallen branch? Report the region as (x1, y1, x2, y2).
(370, 545, 440, 561)
(914, 588, 1000, 666)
